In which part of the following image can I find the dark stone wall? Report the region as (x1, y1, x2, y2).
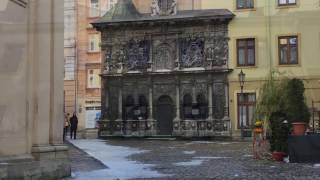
(99, 19, 232, 137)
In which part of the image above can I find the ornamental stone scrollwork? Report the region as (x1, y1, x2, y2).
(106, 44, 126, 73)
(206, 37, 229, 67)
(125, 39, 150, 71)
(151, 0, 177, 16)
(180, 37, 205, 68)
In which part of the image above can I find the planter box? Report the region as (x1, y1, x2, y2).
(288, 134, 320, 163)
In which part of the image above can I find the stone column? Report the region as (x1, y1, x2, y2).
(148, 86, 153, 120)
(224, 82, 229, 118)
(118, 86, 123, 120)
(208, 82, 213, 120)
(117, 83, 123, 135)
(174, 83, 180, 121)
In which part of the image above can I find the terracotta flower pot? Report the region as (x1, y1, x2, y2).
(292, 122, 306, 136)
(254, 127, 263, 133)
(272, 151, 286, 162)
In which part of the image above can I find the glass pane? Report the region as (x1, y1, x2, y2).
(248, 0, 254, 8)
(279, 0, 286, 5)
(288, 0, 296, 4)
(239, 106, 247, 127)
(238, 94, 245, 103)
(237, 0, 245, 8)
(248, 106, 255, 126)
(247, 39, 255, 47)
(289, 37, 297, 45)
(238, 49, 245, 65)
(280, 38, 288, 45)
(238, 40, 246, 47)
(280, 46, 288, 64)
(290, 46, 298, 64)
(248, 94, 256, 102)
(248, 48, 255, 65)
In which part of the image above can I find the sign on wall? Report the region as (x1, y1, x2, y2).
(85, 106, 101, 129)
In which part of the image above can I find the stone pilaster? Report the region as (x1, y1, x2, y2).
(207, 82, 213, 120)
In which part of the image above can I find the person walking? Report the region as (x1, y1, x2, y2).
(63, 113, 70, 141)
(70, 112, 78, 139)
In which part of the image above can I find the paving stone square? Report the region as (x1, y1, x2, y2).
(68, 139, 320, 180)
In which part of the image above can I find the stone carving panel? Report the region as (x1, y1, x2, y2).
(125, 39, 150, 71)
(213, 83, 225, 119)
(151, 0, 177, 16)
(206, 37, 228, 66)
(180, 37, 205, 68)
(154, 44, 174, 70)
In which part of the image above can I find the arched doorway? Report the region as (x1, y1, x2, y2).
(156, 95, 174, 135)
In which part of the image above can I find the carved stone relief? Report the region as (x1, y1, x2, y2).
(154, 44, 174, 70)
(180, 37, 205, 68)
(151, 0, 177, 16)
(125, 39, 150, 71)
(206, 37, 229, 66)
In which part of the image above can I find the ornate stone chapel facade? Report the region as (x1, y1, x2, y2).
(93, 0, 235, 137)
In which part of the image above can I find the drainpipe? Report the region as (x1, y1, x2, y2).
(266, 0, 273, 75)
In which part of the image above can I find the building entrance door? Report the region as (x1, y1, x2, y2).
(156, 95, 174, 135)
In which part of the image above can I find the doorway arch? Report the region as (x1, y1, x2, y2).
(156, 95, 174, 135)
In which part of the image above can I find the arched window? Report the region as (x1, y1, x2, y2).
(138, 95, 148, 120)
(196, 93, 208, 119)
(182, 94, 193, 119)
(124, 95, 135, 120)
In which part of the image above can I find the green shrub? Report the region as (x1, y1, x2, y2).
(284, 78, 310, 124)
(269, 112, 289, 153)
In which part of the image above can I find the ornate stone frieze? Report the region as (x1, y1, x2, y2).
(180, 37, 205, 68)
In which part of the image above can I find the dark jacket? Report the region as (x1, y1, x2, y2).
(70, 115, 78, 129)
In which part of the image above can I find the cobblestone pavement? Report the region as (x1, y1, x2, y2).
(104, 139, 320, 180)
(67, 141, 107, 173)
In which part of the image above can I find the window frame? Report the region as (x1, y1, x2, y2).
(236, 38, 256, 67)
(278, 0, 297, 6)
(86, 68, 101, 89)
(88, 34, 101, 53)
(236, 0, 255, 10)
(278, 35, 299, 65)
(89, 0, 100, 18)
(237, 93, 256, 129)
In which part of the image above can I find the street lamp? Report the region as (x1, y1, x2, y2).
(238, 69, 246, 139)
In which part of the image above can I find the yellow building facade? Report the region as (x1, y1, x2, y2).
(201, 0, 320, 136)
(93, 0, 320, 138)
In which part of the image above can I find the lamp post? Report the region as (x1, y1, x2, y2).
(238, 69, 246, 139)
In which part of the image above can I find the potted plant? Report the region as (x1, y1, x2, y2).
(255, 71, 289, 135)
(255, 71, 289, 160)
(269, 112, 289, 161)
(284, 78, 311, 136)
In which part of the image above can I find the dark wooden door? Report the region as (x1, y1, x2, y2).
(156, 96, 174, 135)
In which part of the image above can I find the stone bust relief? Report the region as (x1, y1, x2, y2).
(151, 0, 177, 16)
